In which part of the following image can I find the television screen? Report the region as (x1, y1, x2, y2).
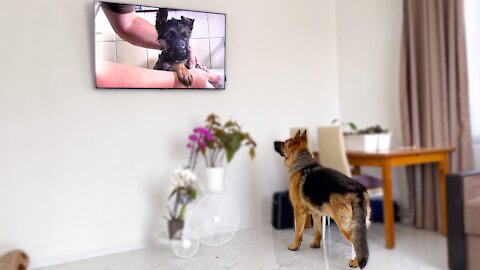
(94, 1, 226, 89)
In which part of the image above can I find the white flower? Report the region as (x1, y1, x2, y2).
(171, 168, 197, 188)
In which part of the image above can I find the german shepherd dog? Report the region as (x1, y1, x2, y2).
(274, 131, 371, 269)
(154, 9, 198, 87)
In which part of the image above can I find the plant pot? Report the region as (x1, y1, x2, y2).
(168, 219, 184, 239)
(344, 134, 378, 152)
(204, 167, 225, 194)
(377, 133, 392, 150)
(344, 133, 392, 151)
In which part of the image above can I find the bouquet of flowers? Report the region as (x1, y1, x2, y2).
(187, 114, 256, 168)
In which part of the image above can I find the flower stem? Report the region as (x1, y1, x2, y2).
(173, 191, 180, 219)
(178, 204, 187, 221)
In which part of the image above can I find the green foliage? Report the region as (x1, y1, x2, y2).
(357, 125, 389, 134)
(204, 114, 257, 166)
(168, 188, 178, 200)
(332, 118, 358, 133)
(348, 122, 358, 131)
(332, 118, 388, 135)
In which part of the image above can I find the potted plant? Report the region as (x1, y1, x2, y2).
(357, 125, 391, 151)
(166, 168, 197, 239)
(188, 114, 256, 193)
(332, 119, 391, 151)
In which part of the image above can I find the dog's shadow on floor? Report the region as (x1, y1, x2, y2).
(269, 225, 354, 269)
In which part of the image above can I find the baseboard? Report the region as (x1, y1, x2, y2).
(31, 242, 148, 269)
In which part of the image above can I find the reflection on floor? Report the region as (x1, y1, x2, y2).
(36, 222, 448, 270)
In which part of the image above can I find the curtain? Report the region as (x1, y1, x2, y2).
(400, 0, 474, 231)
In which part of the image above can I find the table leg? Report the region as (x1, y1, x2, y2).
(440, 154, 449, 236)
(382, 162, 395, 249)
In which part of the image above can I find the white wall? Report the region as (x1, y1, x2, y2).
(465, 0, 480, 168)
(0, 0, 339, 268)
(334, 0, 408, 213)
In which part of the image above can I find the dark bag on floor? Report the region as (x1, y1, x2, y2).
(370, 197, 401, 222)
(272, 191, 294, 229)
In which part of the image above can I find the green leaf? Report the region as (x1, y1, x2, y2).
(348, 122, 357, 130)
(166, 206, 174, 220)
(168, 188, 178, 200)
(224, 120, 235, 128)
(188, 187, 197, 200)
(225, 146, 234, 162)
(178, 204, 187, 221)
(249, 148, 256, 159)
(231, 133, 241, 151)
(225, 133, 242, 162)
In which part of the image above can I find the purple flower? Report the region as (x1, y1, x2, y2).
(189, 134, 198, 142)
(187, 143, 193, 148)
(198, 141, 206, 149)
(193, 127, 208, 134)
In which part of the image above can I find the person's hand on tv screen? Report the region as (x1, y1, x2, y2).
(190, 68, 221, 88)
(188, 47, 208, 72)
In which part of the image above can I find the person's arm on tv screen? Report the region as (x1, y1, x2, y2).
(103, 8, 165, 50)
(96, 61, 220, 88)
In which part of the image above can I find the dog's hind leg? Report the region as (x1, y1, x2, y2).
(336, 225, 360, 268)
(288, 205, 307, 251)
(310, 214, 322, 248)
(331, 212, 360, 268)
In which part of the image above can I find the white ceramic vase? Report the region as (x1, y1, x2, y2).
(204, 167, 225, 193)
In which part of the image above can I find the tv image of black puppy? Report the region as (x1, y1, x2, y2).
(154, 9, 199, 87)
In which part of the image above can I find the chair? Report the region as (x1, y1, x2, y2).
(447, 169, 480, 270)
(316, 125, 352, 177)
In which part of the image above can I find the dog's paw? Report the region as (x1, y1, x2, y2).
(288, 243, 300, 251)
(172, 63, 193, 87)
(176, 69, 193, 87)
(309, 241, 321, 249)
(349, 258, 359, 268)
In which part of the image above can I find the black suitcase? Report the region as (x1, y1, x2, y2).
(272, 191, 294, 229)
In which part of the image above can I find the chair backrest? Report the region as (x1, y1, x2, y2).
(317, 125, 352, 177)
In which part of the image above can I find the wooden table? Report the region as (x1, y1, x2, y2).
(346, 147, 454, 249)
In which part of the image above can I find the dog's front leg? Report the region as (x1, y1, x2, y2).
(289, 205, 307, 251)
(172, 63, 193, 87)
(310, 214, 323, 248)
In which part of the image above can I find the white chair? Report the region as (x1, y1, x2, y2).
(317, 125, 352, 177)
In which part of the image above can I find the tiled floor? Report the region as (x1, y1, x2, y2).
(36, 223, 448, 270)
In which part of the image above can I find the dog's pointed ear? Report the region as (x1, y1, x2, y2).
(301, 130, 307, 142)
(181, 16, 195, 28)
(156, 8, 168, 26)
(294, 130, 301, 140)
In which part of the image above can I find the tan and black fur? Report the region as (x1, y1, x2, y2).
(0, 250, 29, 270)
(154, 9, 197, 87)
(274, 131, 371, 269)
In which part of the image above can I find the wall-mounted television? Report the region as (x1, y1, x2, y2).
(94, 1, 226, 89)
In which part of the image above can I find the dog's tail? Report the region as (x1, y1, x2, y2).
(352, 192, 370, 269)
